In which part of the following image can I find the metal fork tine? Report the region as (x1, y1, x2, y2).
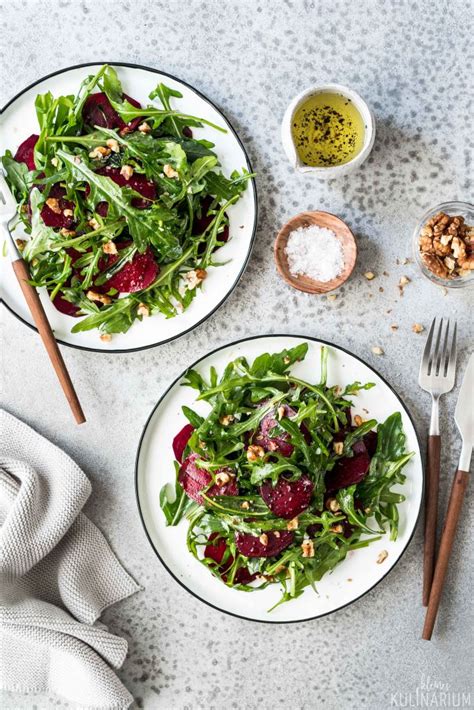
(433, 318, 444, 376)
(422, 318, 436, 374)
(447, 321, 457, 377)
(442, 320, 450, 377)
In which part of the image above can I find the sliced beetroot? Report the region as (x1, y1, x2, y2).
(204, 533, 256, 585)
(40, 184, 75, 229)
(260, 474, 314, 520)
(363, 430, 378, 457)
(172, 424, 194, 463)
(51, 292, 81, 317)
(235, 530, 294, 558)
(326, 441, 370, 492)
(193, 195, 229, 244)
(82, 92, 142, 133)
(95, 166, 156, 208)
(178, 452, 238, 504)
(253, 404, 299, 457)
(96, 201, 109, 217)
(182, 126, 193, 139)
(104, 247, 159, 293)
(14, 134, 38, 171)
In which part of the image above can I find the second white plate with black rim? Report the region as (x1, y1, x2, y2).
(0, 62, 257, 353)
(135, 334, 423, 623)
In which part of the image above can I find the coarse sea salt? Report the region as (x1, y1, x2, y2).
(285, 225, 344, 282)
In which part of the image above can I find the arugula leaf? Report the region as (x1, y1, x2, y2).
(160, 463, 195, 526)
(23, 189, 62, 260)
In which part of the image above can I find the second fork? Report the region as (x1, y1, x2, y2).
(418, 317, 457, 606)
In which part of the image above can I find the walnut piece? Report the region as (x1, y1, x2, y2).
(419, 212, 473, 280)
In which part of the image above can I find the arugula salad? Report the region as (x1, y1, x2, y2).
(160, 343, 413, 610)
(1, 65, 252, 338)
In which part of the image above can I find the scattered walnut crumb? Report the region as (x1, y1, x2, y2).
(15, 239, 27, 252)
(103, 241, 118, 255)
(325, 497, 340, 513)
(138, 121, 152, 133)
(215, 471, 231, 486)
(287, 517, 299, 531)
(379, 286, 384, 293)
(333, 441, 344, 455)
(377, 549, 389, 564)
(331, 524, 344, 534)
(100, 333, 112, 342)
(259, 533, 268, 546)
(353, 414, 364, 427)
(383, 270, 389, 276)
(327, 294, 337, 301)
(45, 198, 61, 214)
(120, 164, 134, 180)
(241, 501, 250, 510)
(273, 531, 281, 538)
(390, 323, 398, 331)
(89, 146, 111, 159)
(106, 138, 120, 152)
(277, 405, 286, 420)
(247, 445, 265, 462)
(412, 323, 424, 333)
(371, 346, 384, 355)
(219, 414, 234, 426)
(283, 356, 291, 365)
(137, 303, 150, 317)
(398, 275, 410, 295)
(184, 269, 207, 290)
(347, 578, 353, 582)
(273, 563, 286, 574)
(364, 271, 375, 280)
(62, 208, 74, 217)
(301, 539, 315, 558)
(86, 290, 112, 305)
(88, 218, 101, 231)
(163, 163, 179, 178)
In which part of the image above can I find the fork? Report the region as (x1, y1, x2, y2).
(418, 317, 457, 605)
(0, 172, 86, 424)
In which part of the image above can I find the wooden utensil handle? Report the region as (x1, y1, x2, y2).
(12, 258, 86, 425)
(423, 434, 441, 605)
(422, 469, 469, 640)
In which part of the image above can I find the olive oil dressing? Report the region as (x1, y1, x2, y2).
(292, 93, 366, 167)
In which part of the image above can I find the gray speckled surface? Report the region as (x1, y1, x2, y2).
(1, 0, 473, 708)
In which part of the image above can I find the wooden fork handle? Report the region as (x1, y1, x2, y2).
(12, 258, 86, 425)
(423, 434, 441, 605)
(422, 469, 469, 640)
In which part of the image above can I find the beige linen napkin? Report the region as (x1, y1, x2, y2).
(0, 409, 140, 709)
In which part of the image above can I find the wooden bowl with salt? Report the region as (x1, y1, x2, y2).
(274, 211, 357, 294)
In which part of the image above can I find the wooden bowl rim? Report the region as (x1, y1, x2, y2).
(274, 210, 357, 294)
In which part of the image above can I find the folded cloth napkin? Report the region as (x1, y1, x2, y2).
(0, 409, 141, 709)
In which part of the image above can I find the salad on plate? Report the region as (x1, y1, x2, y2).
(1, 64, 252, 339)
(160, 342, 414, 610)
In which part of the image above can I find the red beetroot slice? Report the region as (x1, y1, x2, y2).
(178, 452, 238, 504)
(260, 474, 314, 520)
(194, 195, 229, 245)
(172, 424, 194, 463)
(14, 134, 39, 171)
(254, 404, 299, 457)
(363, 430, 378, 457)
(204, 534, 256, 584)
(105, 247, 159, 293)
(82, 92, 142, 132)
(95, 167, 156, 209)
(52, 292, 81, 317)
(40, 184, 75, 229)
(326, 442, 370, 491)
(235, 530, 294, 558)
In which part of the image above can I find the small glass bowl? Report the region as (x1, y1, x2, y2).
(413, 201, 474, 289)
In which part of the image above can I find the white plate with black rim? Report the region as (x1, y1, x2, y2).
(135, 334, 423, 624)
(0, 62, 257, 353)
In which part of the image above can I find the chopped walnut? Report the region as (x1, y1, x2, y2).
(353, 414, 363, 427)
(88, 218, 101, 231)
(377, 549, 389, 564)
(138, 121, 151, 133)
(372, 346, 384, 355)
(163, 163, 179, 178)
(412, 323, 424, 333)
(62, 208, 74, 218)
(89, 146, 111, 159)
(419, 212, 473, 279)
(215, 471, 231, 486)
(103, 241, 118, 255)
(219, 414, 234, 426)
(301, 539, 315, 557)
(287, 517, 299, 531)
(120, 164, 134, 180)
(137, 303, 150, 317)
(241, 501, 250, 510)
(390, 323, 399, 331)
(277, 405, 286, 420)
(184, 269, 207, 290)
(364, 271, 375, 280)
(100, 333, 112, 342)
(45, 198, 61, 214)
(106, 138, 120, 153)
(331, 524, 344, 534)
(247, 445, 265, 462)
(333, 441, 344, 455)
(87, 290, 112, 305)
(259, 533, 268, 546)
(325, 497, 340, 513)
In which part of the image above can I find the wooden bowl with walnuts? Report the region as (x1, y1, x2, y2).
(413, 201, 474, 288)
